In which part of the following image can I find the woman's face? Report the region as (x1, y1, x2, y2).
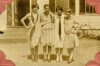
(57, 10, 62, 16)
(44, 6, 50, 14)
(65, 11, 70, 18)
(32, 7, 38, 13)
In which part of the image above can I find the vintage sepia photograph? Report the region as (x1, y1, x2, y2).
(0, 0, 100, 66)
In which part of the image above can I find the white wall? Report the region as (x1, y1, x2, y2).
(75, 0, 79, 15)
(37, 0, 49, 13)
(0, 7, 7, 31)
(75, 15, 100, 29)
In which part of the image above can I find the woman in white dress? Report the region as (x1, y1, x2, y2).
(64, 9, 79, 63)
(40, 4, 55, 62)
(21, 4, 41, 62)
(54, 6, 65, 62)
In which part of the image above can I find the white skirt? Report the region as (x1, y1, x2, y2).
(63, 34, 79, 48)
(53, 33, 64, 48)
(41, 29, 54, 46)
(54, 38, 63, 48)
(30, 23, 41, 47)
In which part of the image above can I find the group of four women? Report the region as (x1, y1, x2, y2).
(21, 4, 79, 63)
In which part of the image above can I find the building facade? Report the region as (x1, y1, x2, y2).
(0, 0, 100, 30)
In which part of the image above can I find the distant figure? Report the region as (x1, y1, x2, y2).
(64, 9, 79, 63)
(40, 4, 55, 62)
(21, 4, 41, 62)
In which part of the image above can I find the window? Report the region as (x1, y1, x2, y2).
(7, 0, 30, 27)
(55, 0, 75, 13)
(16, 0, 30, 26)
(69, 0, 75, 14)
(49, 0, 56, 13)
(80, 0, 96, 14)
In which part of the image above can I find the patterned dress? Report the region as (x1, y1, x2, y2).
(53, 14, 65, 48)
(40, 12, 55, 46)
(64, 17, 79, 48)
(27, 12, 41, 47)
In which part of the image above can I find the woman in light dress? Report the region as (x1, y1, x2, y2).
(64, 9, 80, 63)
(40, 4, 55, 62)
(54, 6, 65, 62)
(21, 4, 41, 62)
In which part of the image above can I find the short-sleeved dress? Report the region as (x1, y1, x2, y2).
(64, 17, 79, 48)
(40, 12, 55, 46)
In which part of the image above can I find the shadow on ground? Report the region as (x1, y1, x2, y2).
(27, 54, 69, 61)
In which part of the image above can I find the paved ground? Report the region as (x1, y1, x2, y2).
(0, 38, 100, 66)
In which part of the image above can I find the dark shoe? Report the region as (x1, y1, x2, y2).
(67, 59, 75, 63)
(31, 58, 35, 62)
(43, 59, 47, 62)
(34, 58, 38, 62)
(47, 59, 51, 62)
(34, 55, 38, 62)
(67, 60, 71, 63)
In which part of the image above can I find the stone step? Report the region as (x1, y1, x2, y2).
(0, 28, 29, 43)
(4, 28, 29, 34)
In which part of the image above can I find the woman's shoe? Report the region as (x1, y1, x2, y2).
(60, 55, 63, 62)
(67, 59, 75, 63)
(31, 55, 35, 62)
(56, 55, 59, 62)
(43, 59, 47, 62)
(34, 58, 38, 62)
(31, 58, 35, 62)
(67, 60, 72, 63)
(34, 55, 38, 62)
(47, 59, 51, 62)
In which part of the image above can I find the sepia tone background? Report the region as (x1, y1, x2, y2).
(0, 0, 100, 66)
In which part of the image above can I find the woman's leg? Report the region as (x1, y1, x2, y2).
(59, 48, 63, 62)
(31, 47, 35, 61)
(67, 48, 72, 56)
(48, 46, 51, 62)
(34, 45, 38, 61)
(56, 48, 60, 61)
(67, 48, 74, 62)
(69, 49, 74, 60)
(43, 45, 47, 61)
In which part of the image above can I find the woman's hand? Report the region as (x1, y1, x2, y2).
(25, 26, 29, 29)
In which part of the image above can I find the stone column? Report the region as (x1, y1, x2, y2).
(12, 1, 15, 27)
(30, 0, 32, 13)
(0, 6, 7, 31)
(75, 0, 80, 16)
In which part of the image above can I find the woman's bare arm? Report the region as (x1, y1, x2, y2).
(21, 13, 30, 28)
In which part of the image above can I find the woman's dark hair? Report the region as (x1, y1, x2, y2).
(44, 4, 50, 8)
(66, 9, 72, 13)
(56, 5, 63, 12)
(32, 4, 39, 9)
